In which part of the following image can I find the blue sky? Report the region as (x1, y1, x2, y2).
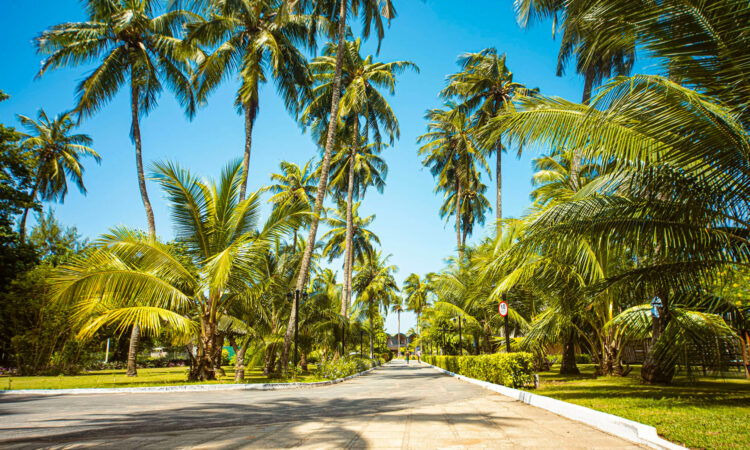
(0, 1, 643, 334)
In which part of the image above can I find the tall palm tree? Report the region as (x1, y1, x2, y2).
(418, 104, 489, 260)
(303, 37, 415, 318)
(403, 273, 430, 336)
(264, 159, 318, 246)
(16, 110, 100, 240)
(321, 198, 380, 269)
(35, 0, 198, 238)
(391, 295, 405, 356)
(283, 0, 397, 373)
(352, 250, 399, 358)
(53, 160, 306, 381)
(442, 48, 533, 226)
(185, 0, 314, 200)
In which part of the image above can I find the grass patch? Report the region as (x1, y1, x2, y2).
(0, 366, 322, 390)
(530, 364, 750, 449)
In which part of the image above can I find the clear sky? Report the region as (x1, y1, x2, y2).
(0, 1, 645, 334)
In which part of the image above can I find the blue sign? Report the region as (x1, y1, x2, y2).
(651, 297, 663, 318)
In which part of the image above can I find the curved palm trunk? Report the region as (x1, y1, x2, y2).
(281, 0, 349, 374)
(189, 310, 218, 381)
(126, 79, 156, 377)
(239, 99, 258, 201)
(341, 125, 358, 318)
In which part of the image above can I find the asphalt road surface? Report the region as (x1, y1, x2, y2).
(0, 360, 641, 449)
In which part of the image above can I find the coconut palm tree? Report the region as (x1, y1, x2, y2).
(418, 104, 489, 260)
(53, 160, 306, 381)
(490, 74, 749, 383)
(185, 0, 315, 200)
(283, 0, 397, 373)
(352, 250, 399, 358)
(321, 198, 381, 269)
(264, 159, 318, 247)
(35, 0, 198, 238)
(403, 273, 430, 335)
(442, 48, 534, 226)
(302, 37, 415, 318)
(16, 110, 100, 240)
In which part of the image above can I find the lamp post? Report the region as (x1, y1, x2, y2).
(502, 292, 511, 353)
(360, 329, 364, 358)
(452, 316, 466, 355)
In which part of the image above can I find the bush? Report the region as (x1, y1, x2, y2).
(424, 353, 535, 388)
(381, 351, 393, 362)
(221, 349, 230, 366)
(316, 356, 378, 380)
(575, 353, 591, 364)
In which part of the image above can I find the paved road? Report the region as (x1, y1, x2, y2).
(0, 361, 640, 449)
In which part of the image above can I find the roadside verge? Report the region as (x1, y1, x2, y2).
(0, 367, 377, 395)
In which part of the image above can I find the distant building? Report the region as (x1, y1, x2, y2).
(386, 333, 417, 352)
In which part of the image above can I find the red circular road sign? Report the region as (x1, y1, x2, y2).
(498, 301, 508, 317)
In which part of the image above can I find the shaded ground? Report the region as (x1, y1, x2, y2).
(0, 361, 641, 449)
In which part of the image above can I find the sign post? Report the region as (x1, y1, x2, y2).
(500, 293, 511, 353)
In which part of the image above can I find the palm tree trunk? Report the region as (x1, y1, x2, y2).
(559, 330, 580, 375)
(126, 325, 140, 377)
(455, 174, 463, 260)
(341, 124, 358, 318)
(496, 139, 502, 229)
(239, 99, 258, 201)
(18, 175, 42, 241)
(281, 0, 349, 374)
(571, 68, 595, 186)
(369, 299, 374, 359)
(641, 291, 675, 383)
(131, 81, 156, 238)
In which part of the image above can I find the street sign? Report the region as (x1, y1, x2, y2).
(498, 301, 508, 317)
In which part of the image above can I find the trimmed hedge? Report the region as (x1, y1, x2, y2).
(423, 353, 535, 388)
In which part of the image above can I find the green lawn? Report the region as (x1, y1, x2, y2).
(530, 364, 750, 449)
(0, 366, 323, 390)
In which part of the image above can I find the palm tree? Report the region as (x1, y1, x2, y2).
(283, 0, 397, 373)
(16, 110, 100, 240)
(185, 0, 314, 200)
(303, 37, 415, 319)
(352, 250, 399, 358)
(442, 48, 533, 226)
(418, 104, 489, 260)
(53, 160, 306, 381)
(491, 74, 748, 383)
(321, 198, 381, 269)
(391, 295, 405, 356)
(35, 0, 198, 237)
(403, 273, 430, 336)
(264, 159, 318, 246)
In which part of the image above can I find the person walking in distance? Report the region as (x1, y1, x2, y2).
(405, 349, 410, 364)
(416, 347, 422, 364)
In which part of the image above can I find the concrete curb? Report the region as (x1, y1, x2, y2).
(423, 362, 684, 450)
(0, 367, 377, 396)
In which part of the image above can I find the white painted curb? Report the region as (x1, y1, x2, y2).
(0, 367, 377, 396)
(424, 362, 685, 450)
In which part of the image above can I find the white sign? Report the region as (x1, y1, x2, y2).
(498, 301, 508, 317)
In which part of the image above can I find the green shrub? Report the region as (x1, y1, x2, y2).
(316, 356, 377, 380)
(424, 353, 535, 388)
(221, 349, 230, 366)
(381, 351, 393, 362)
(575, 353, 591, 364)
